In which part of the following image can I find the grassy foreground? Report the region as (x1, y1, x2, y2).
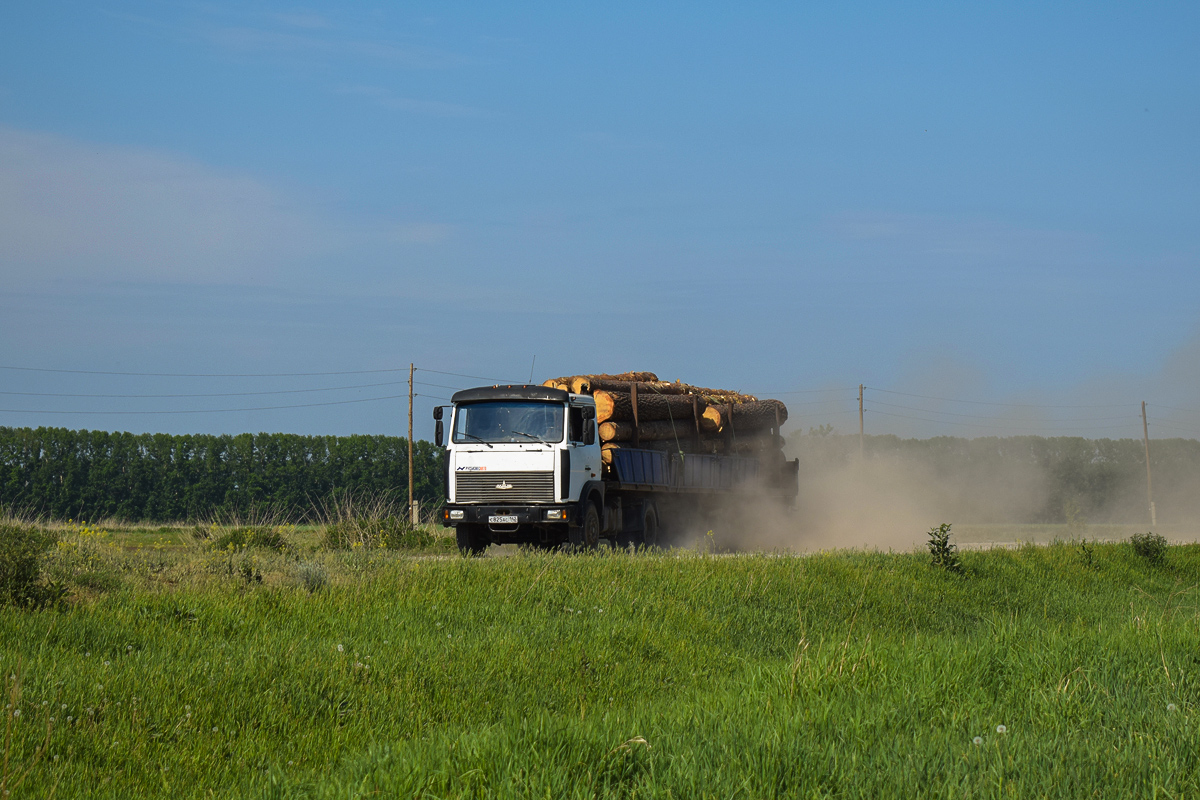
(2, 537, 1199, 798)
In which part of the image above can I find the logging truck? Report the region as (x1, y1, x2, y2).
(435, 378, 798, 554)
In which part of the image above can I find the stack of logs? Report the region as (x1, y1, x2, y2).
(541, 372, 788, 467)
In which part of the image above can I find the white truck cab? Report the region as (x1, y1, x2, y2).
(436, 385, 604, 552)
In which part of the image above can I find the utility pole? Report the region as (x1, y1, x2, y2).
(408, 363, 416, 527)
(858, 384, 864, 459)
(1141, 401, 1156, 527)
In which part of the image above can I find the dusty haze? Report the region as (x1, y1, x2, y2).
(701, 432, 1200, 553)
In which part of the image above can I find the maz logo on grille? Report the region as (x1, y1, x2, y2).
(494, 481, 514, 490)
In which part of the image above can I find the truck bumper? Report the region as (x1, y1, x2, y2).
(440, 504, 574, 528)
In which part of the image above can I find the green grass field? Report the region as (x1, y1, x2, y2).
(2, 521, 1199, 798)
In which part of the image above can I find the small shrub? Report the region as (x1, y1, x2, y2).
(927, 523, 962, 574)
(0, 523, 66, 608)
(296, 560, 328, 593)
(1130, 532, 1168, 566)
(324, 515, 435, 550)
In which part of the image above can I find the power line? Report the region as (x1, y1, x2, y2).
(0, 394, 409, 415)
(1148, 420, 1200, 437)
(751, 387, 861, 396)
(0, 364, 412, 378)
(414, 380, 474, 392)
(788, 409, 861, 420)
(0, 380, 409, 399)
(416, 367, 521, 383)
(868, 388, 1128, 412)
(1149, 403, 1200, 414)
(868, 399, 1137, 423)
(759, 397, 857, 408)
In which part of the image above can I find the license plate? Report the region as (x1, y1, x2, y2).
(488, 515, 518, 524)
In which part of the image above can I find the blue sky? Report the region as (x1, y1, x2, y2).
(1, 2, 1198, 440)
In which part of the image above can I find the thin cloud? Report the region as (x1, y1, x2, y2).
(205, 23, 471, 70)
(825, 211, 1093, 262)
(387, 222, 453, 244)
(337, 85, 482, 118)
(271, 12, 332, 30)
(0, 126, 451, 287)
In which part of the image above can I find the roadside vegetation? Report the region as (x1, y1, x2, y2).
(1, 511, 1197, 798)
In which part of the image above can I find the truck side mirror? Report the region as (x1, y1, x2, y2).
(583, 419, 595, 446)
(582, 406, 595, 420)
(435, 419, 444, 447)
(433, 406, 443, 421)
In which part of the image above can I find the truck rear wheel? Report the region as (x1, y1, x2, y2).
(455, 524, 489, 556)
(641, 506, 659, 550)
(569, 503, 601, 551)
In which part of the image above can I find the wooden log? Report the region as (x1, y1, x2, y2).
(709, 399, 789, 432)
(582, 379, 690, 395)
(688, 387, 759, 404)
(593, 390, 707, 424)
(599, 419, 697, 443)
(555, 372, 659, 393)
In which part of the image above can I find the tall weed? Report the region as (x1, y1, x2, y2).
(927, 522, 963, 574)
(0, 523, 64, 608)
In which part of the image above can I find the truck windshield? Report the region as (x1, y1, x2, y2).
(453, 401, 565, 444)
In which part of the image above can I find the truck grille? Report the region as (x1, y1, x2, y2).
(455, 471, 555, 503)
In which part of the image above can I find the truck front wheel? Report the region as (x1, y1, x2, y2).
(455, 524, 489, 556)
(569, 503, 601, 551)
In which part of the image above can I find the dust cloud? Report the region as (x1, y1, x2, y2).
(697, 432, 1200, 553)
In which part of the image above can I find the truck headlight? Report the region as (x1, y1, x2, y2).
(545, 509, 565, 520)
(449, 509, 464, 520)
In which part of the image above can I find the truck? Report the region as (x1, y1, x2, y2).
(434, 382, 798, 554)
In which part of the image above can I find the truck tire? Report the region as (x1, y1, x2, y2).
(640, 505, 659, 550)
(455, 524, 489, 556)
(569, 503, 601, 551)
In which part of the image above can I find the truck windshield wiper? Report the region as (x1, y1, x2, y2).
(457, 432, 493, 448)
(510, 430, 551, 447)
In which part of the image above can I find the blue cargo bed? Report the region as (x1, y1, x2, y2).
(608, 448, 760, 492)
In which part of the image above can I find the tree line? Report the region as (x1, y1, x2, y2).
(3, 426, 1197, 524)
(0, 427, 446, 522)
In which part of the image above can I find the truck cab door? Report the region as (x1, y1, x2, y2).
(567, 404, 601, 500)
